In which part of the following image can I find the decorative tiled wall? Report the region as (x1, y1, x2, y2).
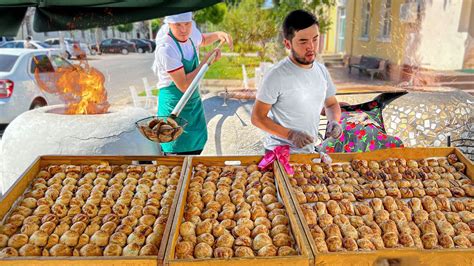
(382, 90, 473, 158)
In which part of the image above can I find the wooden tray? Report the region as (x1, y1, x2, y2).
(0, 155, 189, 266)
(276, 148, 474, 266)
(163, 155, 313, 266)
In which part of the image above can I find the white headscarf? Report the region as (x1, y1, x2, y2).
(152, 12, 201, 75)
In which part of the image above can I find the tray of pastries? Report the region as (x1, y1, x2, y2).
(277, 148, 474, 265)
(0, 156, 187, 264)
(164, 156, 312, 266)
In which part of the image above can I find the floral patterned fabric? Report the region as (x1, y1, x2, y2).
(321, 101, 404, 153)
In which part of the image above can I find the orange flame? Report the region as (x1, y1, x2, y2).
(34, 56, 110, 115)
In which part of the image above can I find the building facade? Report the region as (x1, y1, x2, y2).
(343, 0, 474, 81)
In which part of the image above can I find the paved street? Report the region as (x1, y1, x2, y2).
(85, 53, 157, 105)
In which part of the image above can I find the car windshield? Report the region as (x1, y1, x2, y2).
(0, 54, 18, 72)
(36, 42, 51, 48)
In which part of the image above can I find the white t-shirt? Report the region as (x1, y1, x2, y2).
(155, 31, 203, 88)
(256, 57, 336, 154)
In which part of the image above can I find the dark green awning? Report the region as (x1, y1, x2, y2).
(0, 0, 222, 36)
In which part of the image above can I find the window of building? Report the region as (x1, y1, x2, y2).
(360, 0, 371, 39)
(379, 0, 392, 39)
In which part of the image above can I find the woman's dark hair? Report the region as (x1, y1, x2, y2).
(283, 10, 319, 41)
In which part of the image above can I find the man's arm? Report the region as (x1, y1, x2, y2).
(251, 100, 290, 139)
(324, 96, 343, 139)
(168, 49, 221, 93)
(324, 96, 341, 122)
(202, 32, 233, 50)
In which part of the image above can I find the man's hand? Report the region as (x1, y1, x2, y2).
(288, 130, 314, 148)
(326, 121, 342, 139)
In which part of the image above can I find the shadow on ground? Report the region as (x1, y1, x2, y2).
(202, 95, 263, 155)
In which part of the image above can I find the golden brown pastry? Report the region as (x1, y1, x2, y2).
(100, 243, 121, 256)
(374, 210, 390, 224)
(256, 244, 277, 256)
(326, 236, 343, 252)
(273, 233, 292, 247)
(438, 234, 455, 248)
(49, 243, 72, 256)
(252, 233, 272, 251)
(278, 246, 298, 256)
(254, 217, 272, 230)
(421, 196, 437, 212)
(90, 230, 109, 247)
(109, 232, 127, 247)
(234, 236, 252, 247)
(121, 243, 140, 256)
(349, 216, 365, 228)
(0, 247, 19, 257)
(382, 232, 399, 248)
(216, 233, 234, 248)
(59, 230, 79, 247)
(192, 242, 212, 258)
(196, 233, 214, 247)
(53, 223, 70, 237)
(421, 233, 438, 249)
(18, 243, 41, 256)
(179, 222, 196, 238)
(459, 211, 474, 223)
(413, 210, 429, 225)
(301, 205, 317, 225)
(318, 213, 334, 228)
(234, 246, 254, 257)
(382, 196, 398, 212)
(213, 247, 234, 258)
(7, 234, 28, 249)
(271, 225, 290, 239)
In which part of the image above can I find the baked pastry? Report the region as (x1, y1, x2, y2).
(234, 246, 254, 257)
(103, 244, 122, 256)
(0, 247, 19, 257)
(213, 247, 234, 258)
(273, 233, 292, 247)
(421, 233, 438, 249)
(18, 243, 41, 256)
(49, 243, 72, 256)
(8, 234, 28, 249)
(122, 243, 141, 256)
(59, 230, 79, 247)
(91, 230, 109, 247)
(257, 244, 278, 256)
(216, 233, 235, 248)
(438, 234, 455, 248)
(193, 242, 213, 258)
(80, 243, 103, 256)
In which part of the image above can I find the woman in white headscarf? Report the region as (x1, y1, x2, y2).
(152, 12, 232, 155)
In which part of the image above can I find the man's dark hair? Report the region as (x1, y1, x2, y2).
(283, 10, 319, 41)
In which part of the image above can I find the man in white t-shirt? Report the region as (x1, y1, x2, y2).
(251, 10, 342, 154)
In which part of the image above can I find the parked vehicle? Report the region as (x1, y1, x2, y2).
(44, 38, 90, 59)
(0, 49, 67, 124)
(129, 39, 152, 53)
(0, 40, 52, 50)
(140, 39, 156, 52)
(0, 36, 14, 45)
(90, 38, 136, 55)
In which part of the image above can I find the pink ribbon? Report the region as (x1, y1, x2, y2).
(258, 145, 294, 175)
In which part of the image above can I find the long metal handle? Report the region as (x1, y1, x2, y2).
(170, 41, 224, 118)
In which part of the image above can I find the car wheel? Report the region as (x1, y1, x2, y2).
(30, 98, 47, 110)
(138, 48, 144, 53)
(90, 49, 97, 55)
(121, 48, 129, 55)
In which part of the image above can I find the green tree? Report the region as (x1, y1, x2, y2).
(151, 18, 162, 34)
(272, 0, 336, 33)
(117, 23, 134, 38)
(195, 3, 227, 25)
(221, 0, 278, 59)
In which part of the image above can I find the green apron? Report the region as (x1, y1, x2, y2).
(158, 32, 207, 153)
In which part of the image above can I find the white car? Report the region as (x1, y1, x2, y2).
(0, 40, 53, 50)
(44, 38, 90, 59)
(0, 49, 69, 124)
